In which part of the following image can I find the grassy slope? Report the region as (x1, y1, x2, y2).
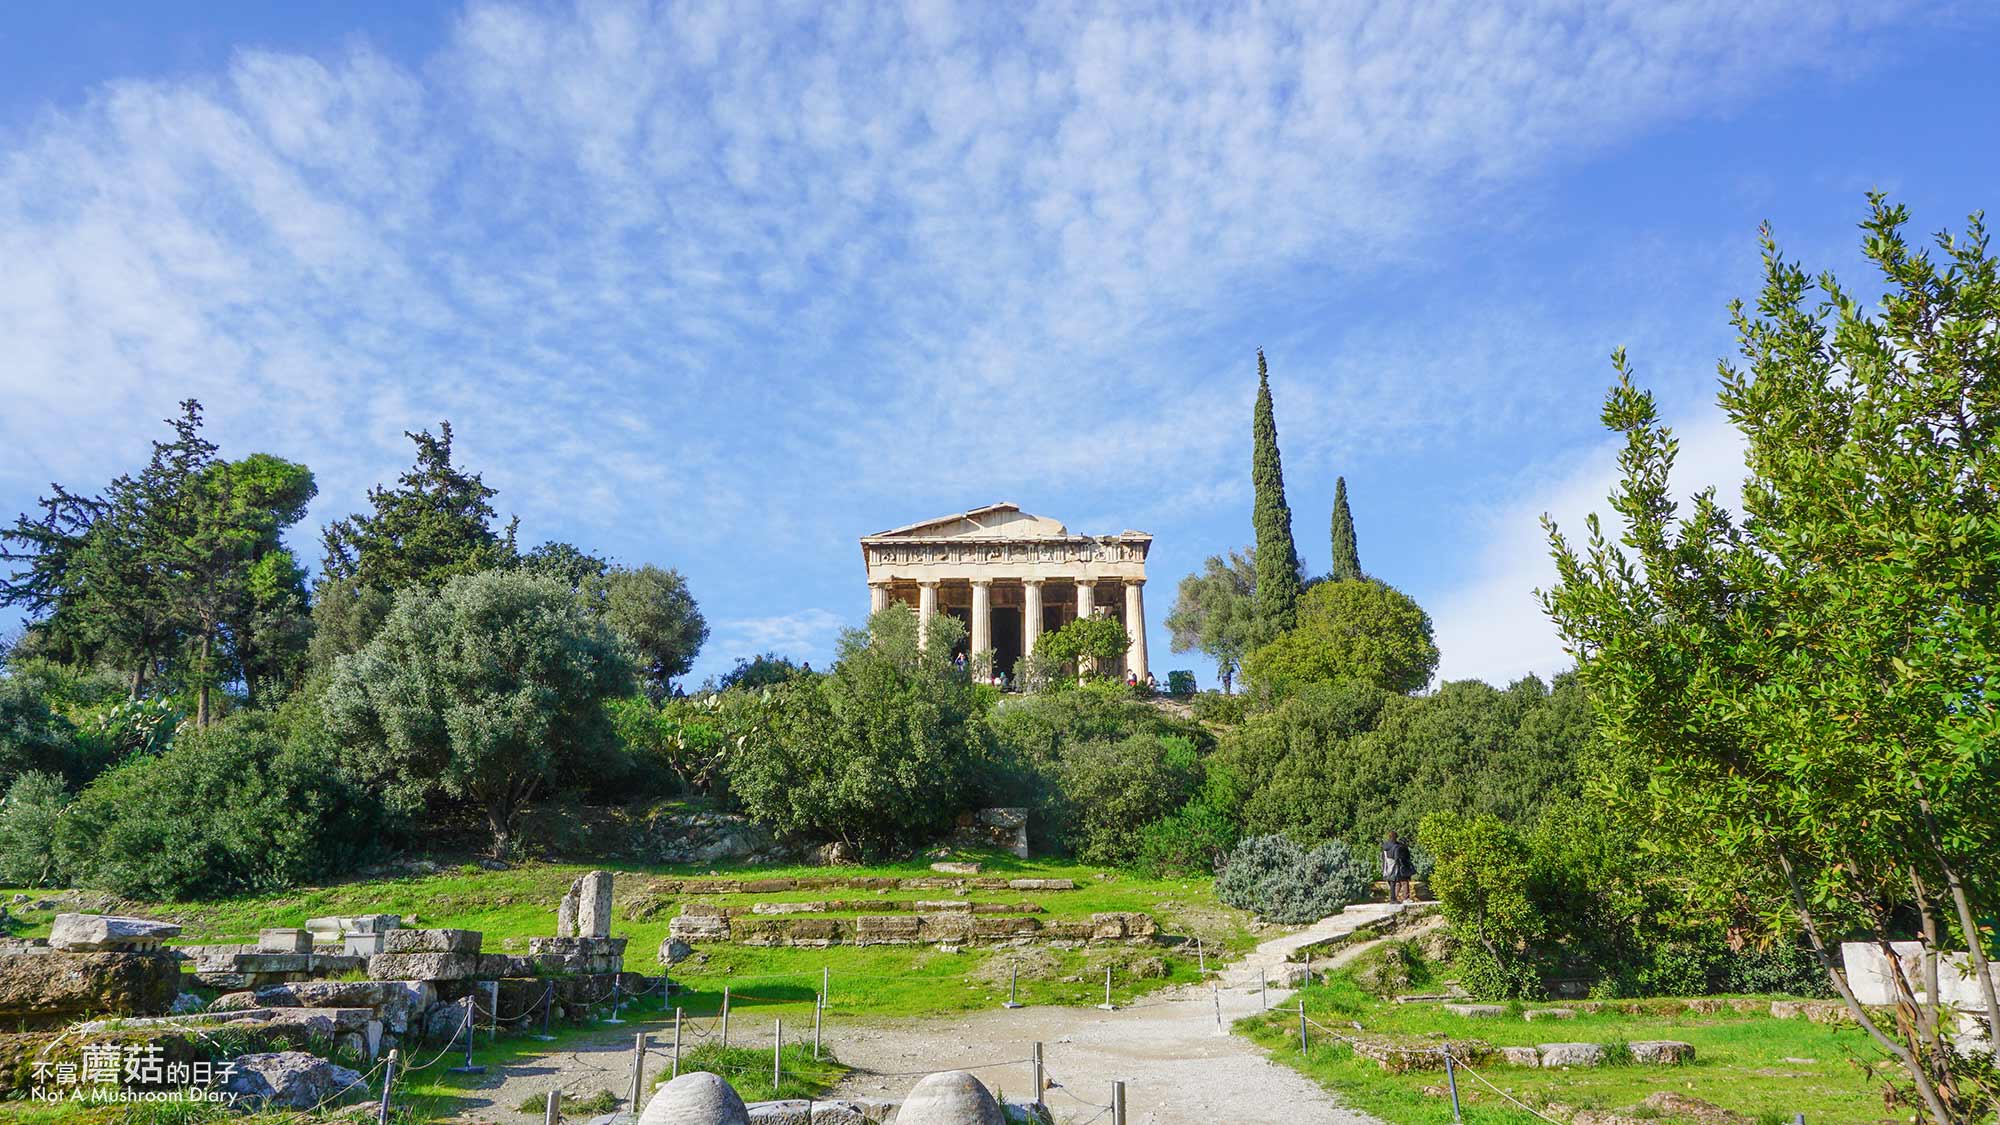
(1240, 967, 1897, 1125)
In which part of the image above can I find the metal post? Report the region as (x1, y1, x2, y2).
(628, 1033, 646, 1111)
(449, 1003, 485, 1074)
(606, 974, 625, 1024)
(1212, 982, 1221, 1030)
(1096, 965, 1115, 1011)
(486, 981, 500, 1040)
(721, 986, 731, 1049)
(376, 1049, 397, 1125)
(1303, 950, 1311, 987)
(534, 982, 556, 1041)
(773, 1018, 783, 1091)
(812, 994, 823, 1059)
(1112, 1080, 1126, 1125)
(672, 1008, 683, 1079)
(1442, 1040, 1463, 1123)
(1197, 937, 1205, 975)
(822, 965, 830, 1003)
(1004, 963, 1023, 1009)
(1260, 968, 1268, 1010)
(542, 1088, 558, 1125)
(1298, 1000, 1308, 1055)
(1032, 1042, 1044, 1112)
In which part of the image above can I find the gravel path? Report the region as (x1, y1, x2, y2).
(437, 904, 1409, 1123)
(825, 903, 1407, 1124)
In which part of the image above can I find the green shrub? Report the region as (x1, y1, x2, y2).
(1723, 943, 1834, 998)
(1215, 834, 1371, 924)
(1189, 691, 1247, 725)
(0, 677, 82, 786)
(1134, 766, 1243, 877)
(1165, 670, 1197, 697)
(1454, 944, 1544, 1001)
(1054, 734, 1201, 865)
(0, 771, 71, 886)
(56, 710, 384, 899)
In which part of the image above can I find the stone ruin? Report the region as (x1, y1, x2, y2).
(0, 913, 182, 1028)
(669, 904, 1159, 949)
(532, 869, 627, 973)
(947, 807, 1030, 859)
(1843, 940, 1999, 1052)
(640, 1067, 1043, 1125)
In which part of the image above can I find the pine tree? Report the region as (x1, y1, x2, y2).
(1328, 476, 1362, 582)
(1250, 350, 1302, 635)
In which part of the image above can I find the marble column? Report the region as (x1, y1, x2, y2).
(1124, 579, 1149, 682)
(869, 581, 890, 615)
(1075, 578, 1096, 620)
(970, 579, 993, 663)
(917, 581, 939, 649)
(1022, 579, 1045, 658)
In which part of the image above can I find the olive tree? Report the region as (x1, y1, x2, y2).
(1543, 198, 2000, 1122)
(324, 569, 634, 858)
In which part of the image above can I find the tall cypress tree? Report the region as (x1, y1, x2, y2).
(1328, 475, 1362, 582)
(1251, 350, 1302, 634)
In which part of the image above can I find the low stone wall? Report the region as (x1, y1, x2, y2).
(649, 875, 1076, 895)
(669, 908, 1157, 948)
(0, 949, 181, 1029)
(745, 899, 1045, 916)
(192, 950, 369, 991)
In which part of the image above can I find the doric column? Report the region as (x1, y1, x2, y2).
(1022, 579, 1045, 658)
(1124, 579, 1149, 682)
(869, 581, 890, 615)
(970, 579, 993, 662)
(1075, 579, 1096, 620)
(917, 581, 940, 649)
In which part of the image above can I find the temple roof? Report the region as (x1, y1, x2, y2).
(864, 503, 1150, 542)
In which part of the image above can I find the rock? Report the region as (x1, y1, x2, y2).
(1538, 1042, 1608, 1068)
(895, 1071, 1005, 1125)
(1443, 1003, 1507, 1018)
(371, 951, 480, 981)
(258, 928, 313, 953)
(211, 991, 260, 1012)
(1128, 956, 1169, 979)
(746, 1099, 888, 1123)
(1523, 1007, 1576, 1021)
(254, 980, 434, 1033)
(381, 928, 481, 953)
(219, 1051, 367, 1110)
(1498, 1046, 1540, 1067)
(659, 937, 696, 965)
(930, 862, 982, 875)
(9, 894, 26, 905)
(810, 841, 862, 866)
(169, 992, 207, 1014)
(48, 913, 181, 952)
(575, 870, 615, 939)
(423, 996, 476, 1042)
(1630, 1039, 1696, 1065)
(0, 950, 181, 1025)
(640, 1071, 751, 1125)
(1631, 1092, 1745, 1120)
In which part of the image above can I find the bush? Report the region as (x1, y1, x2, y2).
(1189, 691, 1247, 725)
(0, 771, 71, 886)
(1215, 834, 1371, 924)
(55, 711, 384, 899)
(0, 677, 80, 787)
(1165, 670, 1197, 697)
(1723, 943, 1834, 997)
(1455, 943, 1545, 1001)
(1054, 734, 1201, 865)
(1134, 765, 1243, 877)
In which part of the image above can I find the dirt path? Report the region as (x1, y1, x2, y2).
(444, 904, 1410, 1123)
(824, 903, 1409, 1124)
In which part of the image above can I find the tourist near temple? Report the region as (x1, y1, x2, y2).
(859, 503, 1152, 682)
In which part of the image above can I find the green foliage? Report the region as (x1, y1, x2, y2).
(0, 771, 71, 886)
(1251, 350, 1303, 636)
(1328, 475, 1362, 583)
(320, 421, 517, 590)
(722, 603, 987, 852)
(1241, 578, 1438, 696)
(1033, 614, 1129, 684)
(594, 564, 708, 697)
(1164, 548, 1258, 692)
(1134, 765, 1244, 877)
(519, 540, 610, 589)
(711, 652, 803, 692)
(1420, 812, 1539, 989)
(1054, 734, 1202, 865)
(55, 710, 382, 899)
(323, 569, 634, 858)
(1215, 834, 1371, 924)
(1189, 689, 1248, 725)
(0, 675, 79, 786)
(1165, 670, 1197, 697)
(1541, 198, 2000, 1119)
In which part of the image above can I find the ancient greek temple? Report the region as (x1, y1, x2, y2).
(860, 503, 1151, 681)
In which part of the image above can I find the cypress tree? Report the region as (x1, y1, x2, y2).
(1250, 350, 1302, 634)
(1328, 475, 1362, 582)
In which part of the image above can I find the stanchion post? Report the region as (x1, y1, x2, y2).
(721, 986, 731, 1049)
(1096, 965, 1115, 1011)
(376, 1049, 397, 1125)
(606, 974, 625, 1024)
(672, 1008, 683, 1079)
(542, 1088, 558, 1125)
(627, 1032, 646, 1111)
(1303, 950, 1312, 987)
(1031, 1042, 1044, 1112)
(448, 1004, 485, 1074)
(1260, 968, 1268, 1010)
(812, 993, 823, 1059)
(534, 982, 556, 1041)
(773, 1017, 782, 1091)
(1112, 1079, 1127, 1125)
(1298, 999, 1308, 1055)
(1196, 936, 1205, 975)
(1442, 1039, 1463, 1123)
(822, 965, 829, 1004)
(1212, 982, 1221, 1030)
(1003, 963, 1024, 1009)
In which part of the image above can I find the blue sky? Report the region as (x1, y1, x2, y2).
(3, 1, 1997, 689)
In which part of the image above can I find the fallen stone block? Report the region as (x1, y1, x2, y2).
(0, 950, 180, 1025)
(382, 928, 481, 954)
(917, 915, 973, 944)
(478, 954, 537, 978)
(259, 928, 313, 954)
(1007, 879, 1075, 891)
(219, 1051, 366, 1110)
(930, 862, 982, 875)
(1498, 1046, 1540, 1067)
(1630, 1039, 1696, 1065)
(369, 952, 480, 981)
(48, 913, 181, 952)
(253, 980, 433, 1033)
(670, 913, 731, 942)
(1523, 1007, 1576, 1021)
(659, 937, 695, 965)
(970, 917, 1039, 942)
(1538, 1042, 1608, 1068)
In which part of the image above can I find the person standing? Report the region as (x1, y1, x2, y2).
(1381, 831, 1415, 903)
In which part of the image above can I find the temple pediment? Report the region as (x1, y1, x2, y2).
(867, 503, 1070, 541)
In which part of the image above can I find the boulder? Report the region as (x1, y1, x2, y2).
(895, 1071, 1005, 1125)
(219, 1051, 367, 1110)
(659, 938, 696, 965)
(424, 995, 476, 1042)
(1498, 1046, 1540, 1067)
(211, 991, 260, 1012)
(169, 993, 207, 1014)
(369, 952, 480, 981)
(1443, 1003, 1507, 1019)
(0, 950, 180, 1024)
(1630, 1040, 1696, 1065)
(1538, 1042, 1608, 1068)
(640, 1071, 751, 1125)
(381, 928, 481, 954)
(48, 913, 180, 952)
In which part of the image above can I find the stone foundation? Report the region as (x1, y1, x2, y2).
(525, 936, 627, 975)
(0, 949, 181, 1028)
(669, 909, 1160, 949)
(650, 875, 1075, 895)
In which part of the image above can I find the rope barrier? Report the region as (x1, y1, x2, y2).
(1445, 1052, 1568, 1124)
(401, 1008, 480, 1072)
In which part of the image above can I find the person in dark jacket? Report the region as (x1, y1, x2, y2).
(1381, 831, 1415, 903)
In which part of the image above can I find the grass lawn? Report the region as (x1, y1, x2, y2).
(1239, 965, 1901, 1124)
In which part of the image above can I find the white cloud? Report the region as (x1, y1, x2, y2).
(711, 608, 849, 667)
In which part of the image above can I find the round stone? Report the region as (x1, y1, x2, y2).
(895, 1071, 1005, 1125)
(637, 1071, 748, 1125)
